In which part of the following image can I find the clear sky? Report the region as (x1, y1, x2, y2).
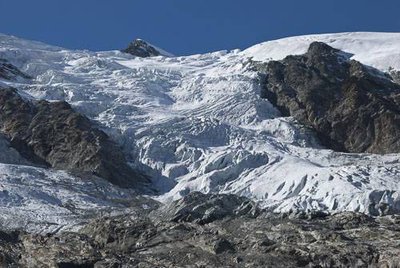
(1, 0, 399, 55)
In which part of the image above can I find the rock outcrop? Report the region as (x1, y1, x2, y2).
(256, 42, 400, 154)
(0, 86, 148, 188)
(1, 196, 399, 267)
(122, 39, 163, 57)
(158, 192, 261, 224)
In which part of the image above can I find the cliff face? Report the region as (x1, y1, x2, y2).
(257, 42, 400, 154)
(0, 87, 148, 188)
(0, 59, 30, 81)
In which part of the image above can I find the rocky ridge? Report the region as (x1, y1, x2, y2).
(255, 42, 400, 154)
(0, 59, 30, 81)
(122, 39, 168, 58)
(0, 86, 148, 188)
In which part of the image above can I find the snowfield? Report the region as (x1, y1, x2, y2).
(242, 32, 400, 71)
(0, 32, 400, 231)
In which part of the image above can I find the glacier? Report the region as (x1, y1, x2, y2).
(0, 32, 400, 231)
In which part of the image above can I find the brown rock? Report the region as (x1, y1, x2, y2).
(256, 42, 400, 154)
(0, 87, 148, 188)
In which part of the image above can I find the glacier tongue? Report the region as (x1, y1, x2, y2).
(0, 32, 400, 231)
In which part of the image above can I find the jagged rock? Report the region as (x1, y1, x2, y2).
(0, 87, 148, 188)
(1, 210, 398, 267)
(0, 59, 30, 81)
(256, 42, 400, 154)
(157, 192, 261, 224)
(20, 232, 100, 268)
(122, 39, 162, 57)
(326, 211, 376, 230)
(80, 216, 156, 250)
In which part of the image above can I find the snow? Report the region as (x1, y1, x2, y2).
(242, 32, 400, 71)
(143, 40, 175, 57)
(0, 32, 400, 232)
(0, 163, 146, 234)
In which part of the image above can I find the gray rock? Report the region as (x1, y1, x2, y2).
(157, 192, 261, 224)
(0, 59, 30, 81)
(255, 42, 400, 154)
(5, 209, 400, 267)
(211, 238, 235, 254)
(0, 87, 149, 188)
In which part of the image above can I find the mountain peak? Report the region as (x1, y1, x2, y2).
(122, 38, 173, 58)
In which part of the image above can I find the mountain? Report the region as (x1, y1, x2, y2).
(256, 41, 400, 154)
(122, 38, 174, 57)
(0, 32, 400, 236)
(0, 87, 149, 188)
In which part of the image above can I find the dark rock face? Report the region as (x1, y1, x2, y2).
(0, 59, 30, 81)
(122, 39, 162, 58)
(0, 87, 148, 188)
(257, 42, 400, 154)
(2, 198, 400, 267)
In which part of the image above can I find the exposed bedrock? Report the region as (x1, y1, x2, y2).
(256, 42, 400, 154)
(0, 86, 148, 188)
(122, 39, 162, 57)
(0, 59, 30, 81)
(389, 68, 400, 84)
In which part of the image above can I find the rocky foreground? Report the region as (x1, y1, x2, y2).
(0, 193, 399, 267)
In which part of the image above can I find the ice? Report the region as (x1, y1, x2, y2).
(0, 32, 400, 231)
(242, 32, 400, 71)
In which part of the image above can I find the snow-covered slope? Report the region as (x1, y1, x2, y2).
(243, 32, 400, 71)
(0, 32, 400, 231)
(0, 163, 149, 233)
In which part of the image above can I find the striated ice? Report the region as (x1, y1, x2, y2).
(0, 32, 400, 231)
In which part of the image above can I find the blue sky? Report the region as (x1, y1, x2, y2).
(1, 0, 399, 55)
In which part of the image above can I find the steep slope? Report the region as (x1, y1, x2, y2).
(0, 58, 30, 80)
(256, 41, 400, 154)
(242, 32, 400, 71)
(0, 32, 400, 232)
(122, 38, 174, 57)
(0, 87, 149, 188)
